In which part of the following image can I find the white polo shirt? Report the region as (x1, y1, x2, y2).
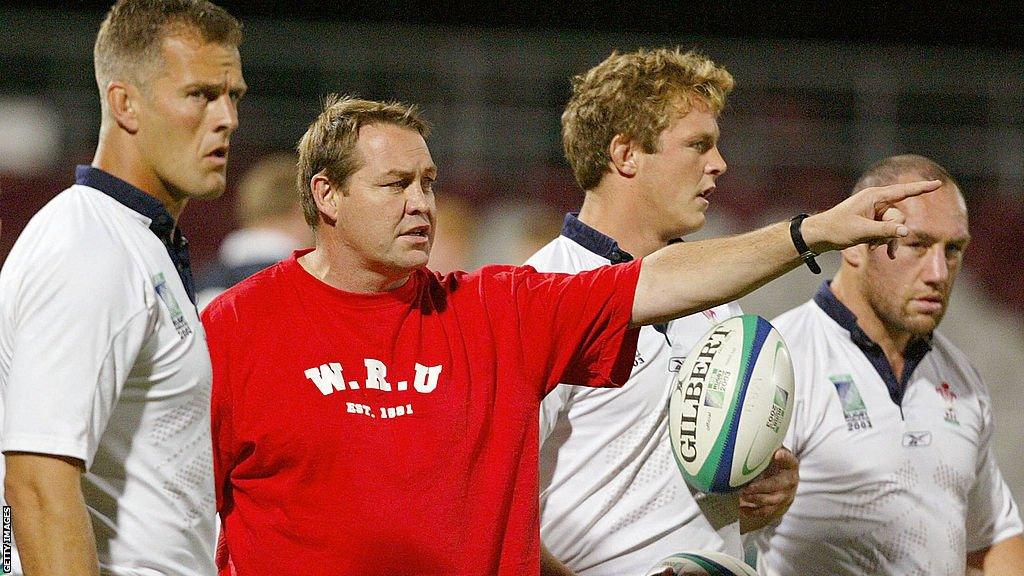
(527, 214, 744, 576)
(0, 167, 216, 575)
(753, 283, 1023, 576)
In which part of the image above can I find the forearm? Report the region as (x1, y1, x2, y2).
(5, 453, 99, 576)
(632, 221, 798, 326)
(13, 502, 98, 576)
(630, 179, 940, 327)
(968, 534, 1024, 575)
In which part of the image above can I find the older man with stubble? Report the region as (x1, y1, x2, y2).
(201, 95, 940, 575)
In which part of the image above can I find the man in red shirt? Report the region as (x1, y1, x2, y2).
(201, 95, 939, 575)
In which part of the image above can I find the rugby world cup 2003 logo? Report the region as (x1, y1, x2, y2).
(935, 381, 960, 425)
(830, 374, 873, 431)
(153, 273, 193, 339)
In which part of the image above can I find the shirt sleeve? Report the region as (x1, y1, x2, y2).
(965, 374, 1024, 552)
(508, 260, 641, 396)
(2, 239, 153, 467)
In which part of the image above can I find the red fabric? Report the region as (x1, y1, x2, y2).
(214, 530, 234, 575)
(202, 251, 640, 575)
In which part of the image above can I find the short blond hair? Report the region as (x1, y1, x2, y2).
(235, 153, 300, 227)
(562, 48, 734, 191)
(94, 0, 242, 116)
(296, 94, 431, 228)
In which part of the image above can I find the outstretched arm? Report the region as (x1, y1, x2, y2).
(631, 179, 941, 326)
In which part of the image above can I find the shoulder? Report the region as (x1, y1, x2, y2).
(524, 235, 601, 274)
(17, 186, 139, 254)
(428, 265, 578, 306)
(202, 260, 292, 326)
(930, 332, 974, 369)
(458, 263, 542, 281)
(929, 331, 986, 390)
(436, 264, 530, 295)
(772, 300, 842, 350)
(524, 235, 569, 265)
(771, 300, 823, 332)
(464, 261, 635, 288)
(3, 186, 153, 304)
(770, 300, 846, 378)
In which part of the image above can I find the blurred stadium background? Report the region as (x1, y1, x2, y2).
(1, 2, 1021, 504)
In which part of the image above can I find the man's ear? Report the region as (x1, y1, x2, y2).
(841, 243, 867, 268)
(310, 172, 340, 226)
(608, 133, 639, 177)
(107, 81, 140, 134)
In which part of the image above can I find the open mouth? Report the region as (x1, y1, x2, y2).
(698, 187, 715, 199)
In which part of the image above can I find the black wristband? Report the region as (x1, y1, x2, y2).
(789, 214, 821, 274)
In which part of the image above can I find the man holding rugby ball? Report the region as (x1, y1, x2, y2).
(528, 47, 800, 576)
(753, 155, 1024, 575)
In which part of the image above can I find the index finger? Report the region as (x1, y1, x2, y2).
(871, 179, 942, 209)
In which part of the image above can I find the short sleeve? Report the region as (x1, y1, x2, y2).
(511, 260, 641, 395)
(2, 238, 152, 467)
(965, 381, 1024, 552)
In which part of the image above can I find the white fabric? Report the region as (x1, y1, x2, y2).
(0, 185, 216, 575)
(527, 234, 744, 576)
(216, 227, 301, 268)
(753, 299, 1023, 576)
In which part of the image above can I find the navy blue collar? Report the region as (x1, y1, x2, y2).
(813, 280, 931, 406)
(75, 165, 177, 241)
(561, 212, 673, 339)
(813, 281, 874, 349)
(75, 165, 196, 304)
(561, 213, 634, 264)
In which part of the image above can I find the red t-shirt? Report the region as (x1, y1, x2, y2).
(201, 251, 641, 575)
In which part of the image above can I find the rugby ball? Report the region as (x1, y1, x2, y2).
(645, 550, 758, 576)
(668, 314, 794, 493)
